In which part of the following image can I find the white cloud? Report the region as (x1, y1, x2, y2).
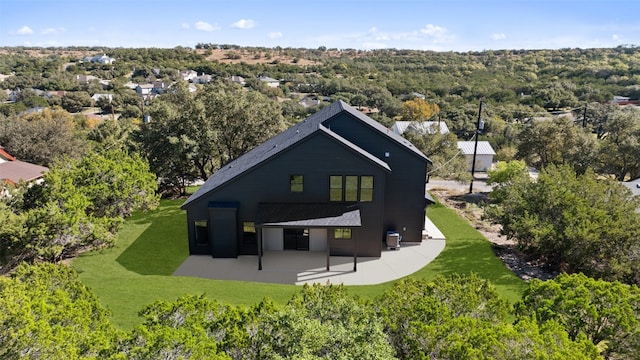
(16, 26, 34, 35)
(491, 33, 506, 40)
(268, 32, 282, 39)
(41, 27, 65, 35)
(194, 21, 219, 32)
(232, 19, 256, 29)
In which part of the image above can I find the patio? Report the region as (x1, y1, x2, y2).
(173, 216, 445, 285)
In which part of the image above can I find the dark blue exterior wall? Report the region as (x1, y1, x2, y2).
(323, 113, 429, 243)
(185, 131, 388, 257)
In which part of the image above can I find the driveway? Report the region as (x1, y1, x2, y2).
(426, 174, 494, 193)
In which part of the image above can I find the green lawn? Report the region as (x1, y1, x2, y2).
(73, 198, 526, 330)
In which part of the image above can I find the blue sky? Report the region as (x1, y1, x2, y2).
(1, 0, 639, 51)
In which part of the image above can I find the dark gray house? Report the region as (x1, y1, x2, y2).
(181, 101, 431, 267)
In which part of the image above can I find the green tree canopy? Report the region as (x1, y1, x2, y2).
(517, 273, 640, 359)
(486, 164, 640, 284)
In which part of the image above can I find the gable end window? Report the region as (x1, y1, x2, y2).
(360, 176, 373, 202)
(329, 175, 374, 202)
(330, 175, 342, 201)
(290, 175, 304, 192)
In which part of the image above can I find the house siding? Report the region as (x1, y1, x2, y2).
(185, 131, 387, 257)
(323, 113, 429, 244)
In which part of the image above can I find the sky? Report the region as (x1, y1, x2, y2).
(1, 0, 639, 52)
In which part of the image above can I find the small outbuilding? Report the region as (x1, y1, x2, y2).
(457, 141, 496, 172)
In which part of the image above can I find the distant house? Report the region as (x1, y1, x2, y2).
(181, 101, 432, 267)
(152, 81, 172, 94)
(91, 93, 113, 102)
(76, 74, 98, 84)
(258, 76, 280, 88)
(84, 54, 115, 64)
(180, 70, 198, 82)
(135, 84, 154, 96)
(391, 121, 450, 136)
(0, 147, 48, 187)
(193, 74, 213, 84)
(457, 141, 496, 171)
(229, 75, 246, 86)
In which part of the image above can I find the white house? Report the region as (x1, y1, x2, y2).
(391, 121, 450, 136)
(84, 54, 115, 64)
(258, 76, 280, 88)
(457, 141, 496, 172)
(180, 70, 198, 82)
(91, 93, 113, 102)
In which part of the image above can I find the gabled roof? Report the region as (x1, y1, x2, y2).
(457, 141, 496, 156)
(182, 100, 428, 209)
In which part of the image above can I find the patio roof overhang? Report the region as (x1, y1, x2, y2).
(255, 203, 361, 228)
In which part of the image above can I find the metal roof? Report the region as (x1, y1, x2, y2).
(457, 141, 496, 155)
(182, 101, 429, 209)
(392, 121, 450, 135)
(0, 160, 48, 185)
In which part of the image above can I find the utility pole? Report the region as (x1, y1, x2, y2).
(582, 102, 587, 128)
(469, 100, 484, 194)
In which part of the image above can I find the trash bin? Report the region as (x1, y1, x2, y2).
(386, 231, 400, 250)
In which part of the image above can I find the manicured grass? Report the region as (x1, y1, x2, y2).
(72, 200, 299, 330)
(348, 202, 527, 303)
(73, 198, 526, 330)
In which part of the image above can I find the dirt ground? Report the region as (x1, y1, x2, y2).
(430, 188, 557, 281)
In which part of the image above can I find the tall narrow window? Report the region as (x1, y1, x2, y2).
(330, 175, 342, 201)
(360, 176, 374, 202)
(345, 176, 358, 201)
(334, 228, 352, 239)
(290, 175, 304, 192)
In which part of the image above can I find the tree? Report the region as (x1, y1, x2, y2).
(0, 107, 87, 166)
(1, 149, 158, 267)
(517, 273, 640, 359)
(404, 129, 470, 181)
(0, 263, 118, 359)
(136, 80, 284, 195)
(400, 98, 440, 121)
(375, 275, 598, 359)
(598, 106, 640, 180)
(486, 164, 640, 284)
(198, 80, 285, 165)
(486, 160, 530, 201)
(61, 91, 92, 113)
(516, 116, 599, 174)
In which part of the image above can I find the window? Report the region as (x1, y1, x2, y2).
(329, 175, 374, 202)
(334, 228, 352, 239)
(345, 176, 358, 201)
(330, 175, 342, 201)
(194, 220, 208, 245)
(360, 176, 374, 202)
(243, 222, 256, 246)
(290, 175, 304, 192)
(243, 222, 256, 234)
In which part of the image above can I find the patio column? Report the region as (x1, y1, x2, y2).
(257, 227, 263, 270)
(326, 232, 330, 271)
(353, 231, 357, 272)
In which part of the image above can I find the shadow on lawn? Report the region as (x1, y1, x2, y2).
(116, 201, 189, 276)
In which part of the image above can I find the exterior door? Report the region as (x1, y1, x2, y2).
(283, 228, 309, 251)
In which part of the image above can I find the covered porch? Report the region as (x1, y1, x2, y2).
(172, 215, 446, 285)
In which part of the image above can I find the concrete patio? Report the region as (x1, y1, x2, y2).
(173, 217, 446, 286)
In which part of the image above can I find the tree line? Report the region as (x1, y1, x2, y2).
(2, 263, 638, 359)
